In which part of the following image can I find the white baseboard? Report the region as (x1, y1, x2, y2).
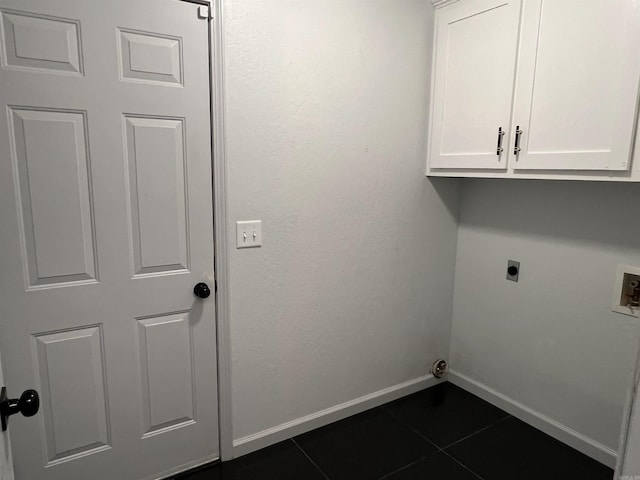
(448, 370, 617, 468)
(232, 374, 442, 458)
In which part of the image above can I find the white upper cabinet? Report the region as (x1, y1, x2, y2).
(429, 0, 521, 170)
(427, 0, 640, 181)
(512, 0, 640, 172)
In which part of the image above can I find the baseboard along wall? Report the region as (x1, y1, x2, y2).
(232, 374, 442, 458)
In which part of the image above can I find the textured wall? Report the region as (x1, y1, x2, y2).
(223, 0, 460, 441)
(451, 179, 640, 451)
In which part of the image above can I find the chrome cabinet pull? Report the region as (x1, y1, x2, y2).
(514, 126, 523, 155)
(496, 127, 505, 155)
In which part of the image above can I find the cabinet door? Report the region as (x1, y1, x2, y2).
(429, 0, 521, 170)
(512, 0, 640, 171)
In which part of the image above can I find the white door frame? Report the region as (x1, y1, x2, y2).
(207, 0, 233, 463)
(182, 0, 233, 463)
(615, 339, 640, 477)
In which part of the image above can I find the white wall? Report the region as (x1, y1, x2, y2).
(450, 179, 640, 452)
(223, 0, 459, 444)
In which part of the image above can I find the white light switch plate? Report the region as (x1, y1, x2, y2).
(236, 220, 262, 248)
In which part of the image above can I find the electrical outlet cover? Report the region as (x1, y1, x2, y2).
(506, 260, 520, 282)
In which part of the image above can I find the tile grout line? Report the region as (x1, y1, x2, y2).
(382, 405, 443, 451)
(441, 449, 486, 480)
(382, 401, 512, 480)
(375, 454, 434, 480)
(440, 414, 512, 451)
(381, 406, 482, 480)
(438, 416, 513, 480)
(291, 438, 331, 480)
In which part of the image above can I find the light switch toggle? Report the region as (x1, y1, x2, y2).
(236, 220, 262, 248)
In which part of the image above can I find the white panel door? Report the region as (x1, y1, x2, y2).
(429, 0, 521, 170)
(511, 0, 640, 171)
(0, 1, 219, 479)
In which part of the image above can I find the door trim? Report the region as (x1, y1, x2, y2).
(181, 0, 233, 463)
(207, 0, 234, 462)
(615, 339, 640, 476)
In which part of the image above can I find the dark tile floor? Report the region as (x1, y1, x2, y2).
(175, 382, 613, 480)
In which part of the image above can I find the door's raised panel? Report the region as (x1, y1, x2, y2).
(118, 28, 182, 86)
(136, 312, 195, 437)
(0, 10, 83, 75)
(124, 115, 189, 277)
(9, 108, 98, 289)
(33, 326, 111, 464)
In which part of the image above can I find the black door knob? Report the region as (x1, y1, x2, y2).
(0, 387, 40, 431)
(193, 282, 211, 299)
